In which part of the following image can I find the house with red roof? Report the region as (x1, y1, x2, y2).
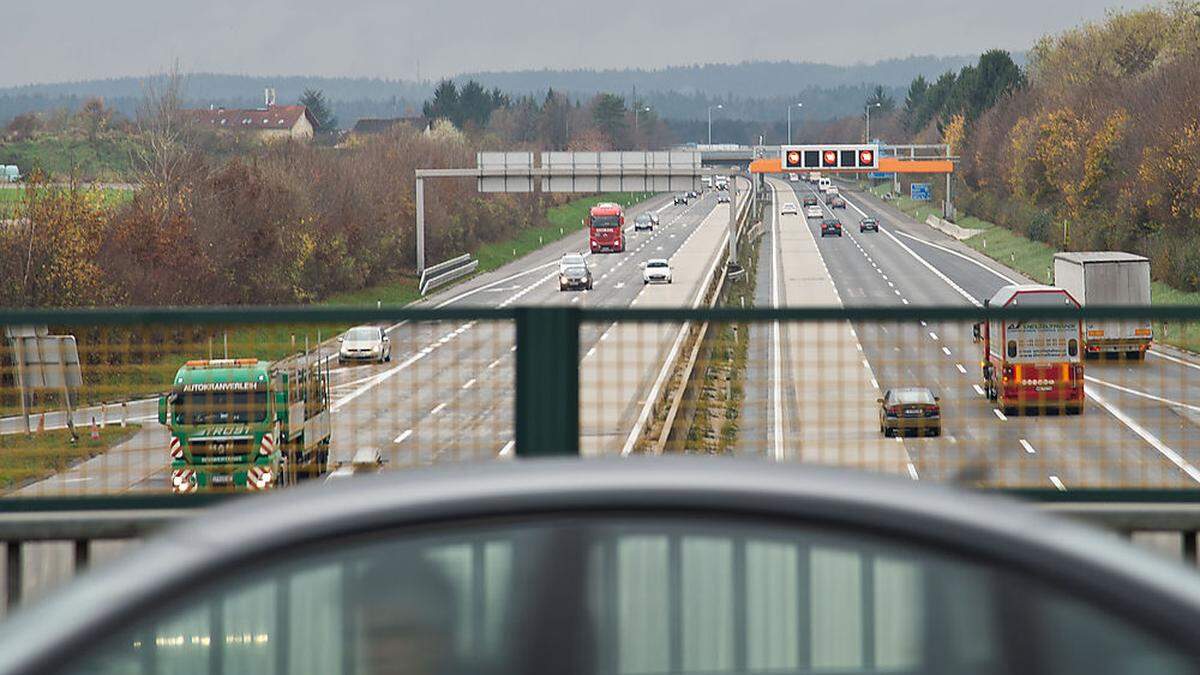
(194, 90, 317, 143)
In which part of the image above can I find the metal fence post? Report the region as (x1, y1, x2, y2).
(515, 307, 579, 457)
(416, 176, 426, 276)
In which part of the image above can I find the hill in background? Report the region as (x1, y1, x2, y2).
(0, 54, 1019, 127)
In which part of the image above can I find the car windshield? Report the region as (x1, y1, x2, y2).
(635, 214, 651, 223)
(565, 266, 587, 275)
(345, 327, 378, 341)
(647, 261, 668, 268)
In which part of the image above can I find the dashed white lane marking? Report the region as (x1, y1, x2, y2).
(861, 359, 871, 369)
(893, 289, 902, 296)
(901, 298, 909, 305)
(586, 346, 597, 358)
(929, 332, 939, 341)
(1019, 439, 1036, 454)
(942, 346, 952, 356)
(993, 408, 1008, 421)
(870, 377, 879, 390)
(487, 358, 502, 370)
(430, 402, 447, 416)
(1085, 375, 1200, 414)
(956, 363, 968, 374)
(498, 440, 515, 458)
(615, 282, 625, 289)
(462, 378, 477, 390)
(393, 429, 413, 444)
(907, 463, 919, 481)
(920, 321, 927, 327)
(1050, 475, 1067, 491)
(973, 384, 987, 396)
(571, 296, 580, 304)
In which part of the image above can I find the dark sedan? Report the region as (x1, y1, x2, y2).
(802, 195, 819, 207)
(879, 387, 941, 436)
(820, 218, 843, 237)
(860, 217, 879, 232)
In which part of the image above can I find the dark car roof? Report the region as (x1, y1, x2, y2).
(4, 459, 1200, 672)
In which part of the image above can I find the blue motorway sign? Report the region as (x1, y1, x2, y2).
(911, 183, 932, 201)
(867, 172, 892, 180)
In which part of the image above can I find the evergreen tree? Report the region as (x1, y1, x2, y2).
(299, 88, 338, 133)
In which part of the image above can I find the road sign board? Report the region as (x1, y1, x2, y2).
(477, 152, 534, 193)
(911, 183, 932, 201)
(781, 144, 879, 171)
(867, 172, 892, 180)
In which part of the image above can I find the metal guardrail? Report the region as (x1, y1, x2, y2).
(419, 254, 478, 295)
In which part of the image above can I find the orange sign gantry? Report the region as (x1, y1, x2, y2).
(750, 157, 954, 174)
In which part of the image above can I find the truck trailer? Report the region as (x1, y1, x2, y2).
(1053, 252, 1152, 359)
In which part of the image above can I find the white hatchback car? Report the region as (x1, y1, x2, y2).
(806, 205, 824, 219)
(642, 259, 673, 284)
(781, 202, 799, 215)
(338, 325, 391, 364)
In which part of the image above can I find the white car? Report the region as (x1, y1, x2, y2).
(806, 205, 824, 219)
(338, 325, 390, 364)
(781, 202, 799, 215)
(642, 259, 673, 284)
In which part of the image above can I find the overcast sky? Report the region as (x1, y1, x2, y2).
(4, 0, 1158, 87)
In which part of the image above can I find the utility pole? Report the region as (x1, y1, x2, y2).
(865, 102, 882, 143)
(787, 102, 803, 144)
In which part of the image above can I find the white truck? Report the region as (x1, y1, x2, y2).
(1053, 252, 1152, 359)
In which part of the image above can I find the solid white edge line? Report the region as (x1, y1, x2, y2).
(771, 184, 784, 462)
(1086, 385, 1200, 483)
(1084, 375, 1200, 413)
(891, 229, 1019, 284)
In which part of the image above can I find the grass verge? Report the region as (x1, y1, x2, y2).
(0, 424, 141, 493)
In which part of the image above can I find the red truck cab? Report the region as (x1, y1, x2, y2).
(588, 203, 625, 253)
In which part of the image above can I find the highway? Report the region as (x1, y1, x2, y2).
(8, 187, 740, 496)
(749, 175, 1200, 488)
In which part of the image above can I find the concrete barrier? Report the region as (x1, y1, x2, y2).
(924, 214, 982, 241)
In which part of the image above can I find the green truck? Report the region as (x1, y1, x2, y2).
(159, 357, 332, 493)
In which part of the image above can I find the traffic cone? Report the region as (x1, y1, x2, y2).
(90, 417, 100, 442)
(36, 413, 45, 433)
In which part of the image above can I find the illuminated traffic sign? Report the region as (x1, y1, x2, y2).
(780, 144, 880, 171)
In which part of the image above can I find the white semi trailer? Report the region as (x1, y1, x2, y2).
(1053, 252, 1152, 359)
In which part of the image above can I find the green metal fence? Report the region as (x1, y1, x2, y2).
(1, 304, 1200, 495)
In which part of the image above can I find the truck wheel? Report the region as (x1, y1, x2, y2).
(1126, 350, 1143, 360)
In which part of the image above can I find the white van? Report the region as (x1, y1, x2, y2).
(818, 177, 832, 193)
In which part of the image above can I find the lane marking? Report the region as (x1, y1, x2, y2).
(430, 402, 447, 416)
(942, 346, 952, 356)
(487, 358, 502, 370)
(498, 440, 515, 458)
(929, 332, 939, 341)
(771, 186, 784, 462)
(462, 378, 477, 390)
(956, 363, 968, 374)
(901, 298, 909, 305)
(393, 429, 413, 444)
(893, 229, 1019, 284)
(1019, 439, 1036, 454)
(1086, 385, 1200, 483)
(586, 346, 597, 358)
(1084, 375, 1200, 414)
(993, 408, 1008, 421)
(973, 384, 987, 396)
(907, 463, 919, 481)
(1049, 475, 1067, 491)
(1148, 349, 1200, 373)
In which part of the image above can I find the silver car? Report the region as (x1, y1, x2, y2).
(337, 325, 390, 364)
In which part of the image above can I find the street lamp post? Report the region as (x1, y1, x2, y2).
(707, 104, 723, 144)
(786, 102, 803, 144)
(865, 102, 882, 143)
(634, 106, 651, 137)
